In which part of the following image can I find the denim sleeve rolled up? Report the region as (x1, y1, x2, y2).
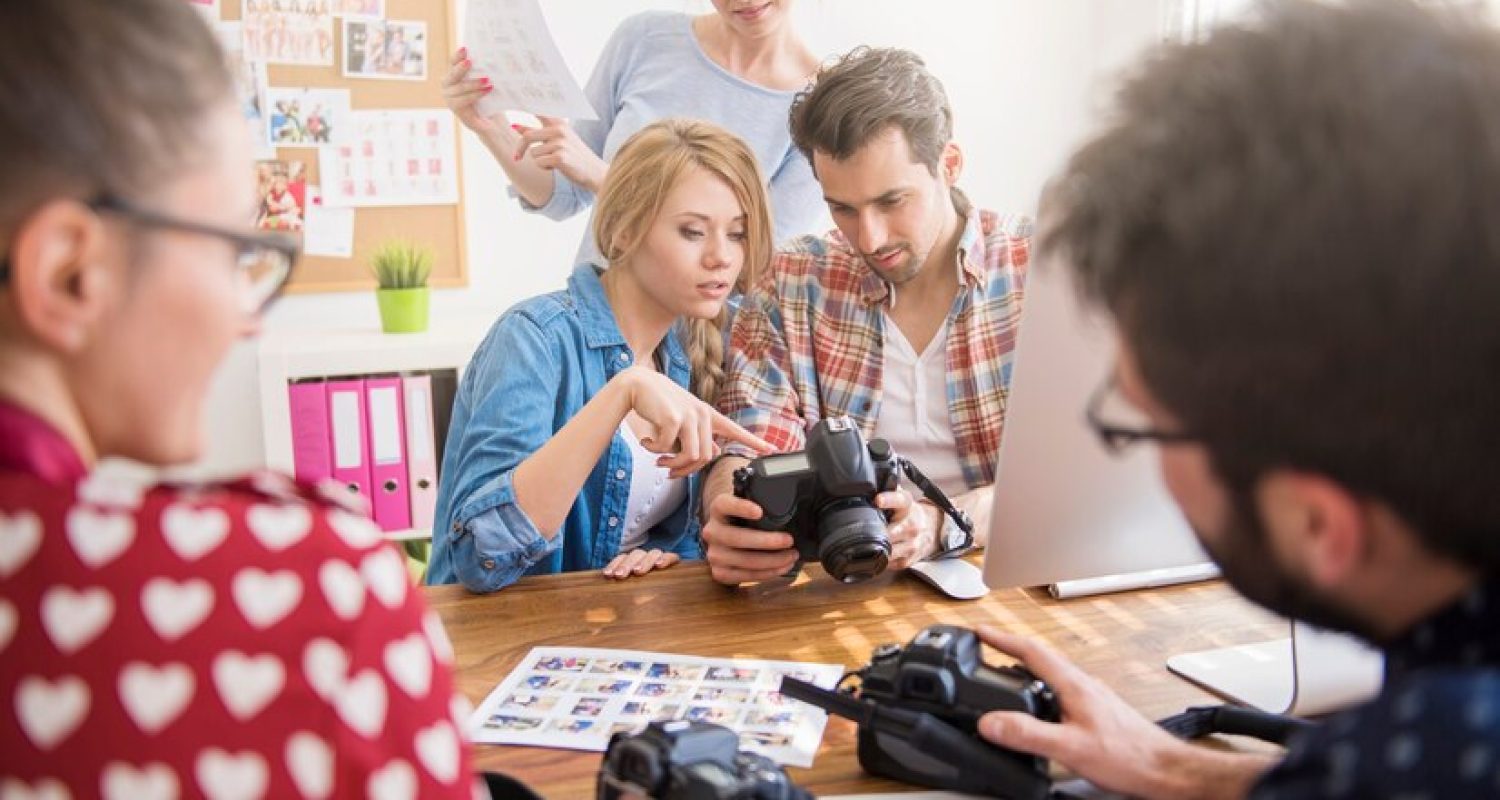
(425, 265, 703, 591)
(426, 311, 564, 592)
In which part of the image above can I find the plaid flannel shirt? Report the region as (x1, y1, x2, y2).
(719, 205, 1031, 488)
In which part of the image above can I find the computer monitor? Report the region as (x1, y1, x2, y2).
(981, 261, 1382, 714)
(981, 259, 1208, 592)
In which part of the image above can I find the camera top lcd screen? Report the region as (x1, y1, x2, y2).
(761, 453, 810, 477)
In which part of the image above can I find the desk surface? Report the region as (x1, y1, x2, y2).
(426, 560, 1282, 797)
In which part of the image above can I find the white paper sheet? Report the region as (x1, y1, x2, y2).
(469, 646, 844, 768)
(303, 186, 355, 258)
(463, 0, 597, 120)
(242, 0, 335, 66)
(319, 109, 460, 207)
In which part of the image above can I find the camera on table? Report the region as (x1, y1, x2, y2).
(779, 625, 1059, 799)
(597, 719, 810, 800)
(732, 417, 971, 584)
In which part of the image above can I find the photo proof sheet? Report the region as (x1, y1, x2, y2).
(470, 646, 844, 768)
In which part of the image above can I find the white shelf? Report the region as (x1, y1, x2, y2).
(257, 315, 494, 475)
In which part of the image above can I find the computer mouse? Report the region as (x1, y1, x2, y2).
(907, 558, 990, 600)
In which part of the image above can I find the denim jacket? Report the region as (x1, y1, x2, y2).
(426, 264, 702, 591)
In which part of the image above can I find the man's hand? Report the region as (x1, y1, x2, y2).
(974, 626, 1273, 800)
(878, 489, 940, 570)
(700, 493, 800, 585)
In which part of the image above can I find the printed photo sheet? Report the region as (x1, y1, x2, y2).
(469, 646, 844, 768)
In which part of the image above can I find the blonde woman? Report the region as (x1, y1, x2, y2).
(427, 119, 774, 593)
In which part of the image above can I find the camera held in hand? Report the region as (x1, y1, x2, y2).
(597, 719, 811, 800)
(779, 625, 1059, 799)
(731, 417, 972, 583)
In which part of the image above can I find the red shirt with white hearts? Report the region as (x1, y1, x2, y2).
(0, 401, 477, 799)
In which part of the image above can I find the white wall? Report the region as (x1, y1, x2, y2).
(192, 0, 1164, 479)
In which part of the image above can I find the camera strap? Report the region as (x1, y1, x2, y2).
(896, 456, 975, 544)
(1156, 704, 1316, 746)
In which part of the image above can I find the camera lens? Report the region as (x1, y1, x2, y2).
(816, 498, 891, 583)
(615, 741, 660, 788)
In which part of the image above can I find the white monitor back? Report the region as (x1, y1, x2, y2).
(983, 262, 1209, 590)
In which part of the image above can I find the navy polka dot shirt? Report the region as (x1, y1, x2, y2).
(1251, 577, 1500, 798)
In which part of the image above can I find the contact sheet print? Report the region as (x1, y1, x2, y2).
(469, 647, 844, 768)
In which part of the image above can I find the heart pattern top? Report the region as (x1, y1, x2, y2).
(0, 469, 478, 799)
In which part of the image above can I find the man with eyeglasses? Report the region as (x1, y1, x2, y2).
(968, 2, 1500, 798)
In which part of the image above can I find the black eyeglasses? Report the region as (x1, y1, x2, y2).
(1, 194, 298, 315)
(1085, 374, 1200, 454)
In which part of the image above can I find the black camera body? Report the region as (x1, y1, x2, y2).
(597, 720, 808, 800)
(732, 417, 898, 583)
(779, 625, 1059, 799)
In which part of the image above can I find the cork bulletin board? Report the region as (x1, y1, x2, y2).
(216, 0, 469, 294)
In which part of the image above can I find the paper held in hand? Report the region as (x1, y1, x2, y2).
(469, 645, 844, 768)
(462, 0, 598, 120)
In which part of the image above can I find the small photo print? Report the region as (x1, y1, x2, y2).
(635, 682, 690, 700)
(741, 730, 793, 748)
(620, 701, 680, 719)
(685, 706, 743, 726)
(243, 0, 335, 66)
(645, 663, 705, 681)
(343, 18, 428, 80)
(522, 674, 575, 692)
(590, 659, 646, 675)
(692, 686, 750, 704)
(266, 87, 351, 146)
(576, 678, 634, 695)
(754, 690, 795, 707)
(609, 721, 646, 737)
(330, 0, 384, 18)
(533, 655, 590, 673)
(550, 718, 596, 735)
(499, 693, 559, 713)
(255, 160, 306, 233)
(570, 696, 610, 718)
(705, 666, 759, 683)
(483, 714, 543, 732)
(744, 709, 800, 728)
(768, 669, 819, 685)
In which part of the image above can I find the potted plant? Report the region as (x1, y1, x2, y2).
(371, 239, 433, 334)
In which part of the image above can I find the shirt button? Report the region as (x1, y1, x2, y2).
(482, 558, 496, 569)
(451, 522, 462, 533)
(615, 469, 626, 480)
(618, 352, 630, 363)
(608, 516, 619, 527)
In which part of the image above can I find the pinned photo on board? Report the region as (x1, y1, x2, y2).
(255, 160, 306, 234)
(265, 87, 351, 147)
(343, 18, 428, 80)
(242, 0, 335, 66)
(330, 0, 384, 19)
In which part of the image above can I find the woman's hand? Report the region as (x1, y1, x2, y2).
(878, 490, 939, 570)
(512, 116, 609, 193)
(602, 548, 680, 579)
(441, 48, 507, 137)
(621, 368, 774, 479)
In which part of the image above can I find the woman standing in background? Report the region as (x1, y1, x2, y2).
(443, 1, 828, 268)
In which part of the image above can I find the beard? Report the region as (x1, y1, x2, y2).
(1198, 490, 1384, 644)
(863, 245, 922, 285)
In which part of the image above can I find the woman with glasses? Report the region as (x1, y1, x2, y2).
(0, 2, 476, 796)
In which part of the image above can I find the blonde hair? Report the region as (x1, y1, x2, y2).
(593, 118, 772, 404)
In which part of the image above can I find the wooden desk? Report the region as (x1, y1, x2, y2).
(426, 561, 1282, 797)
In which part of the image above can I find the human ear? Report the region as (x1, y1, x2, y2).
(1259, 470, 1367, 589)
(6, 199, 114, 354)
(940, 141, 964, 186)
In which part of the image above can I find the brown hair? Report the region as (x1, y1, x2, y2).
(593, 119, 772, 403)
(0, 0, 232, 246)
(1044, 0, 1500, 570)
(788, 46, 953, 175)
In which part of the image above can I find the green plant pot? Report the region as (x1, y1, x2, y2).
(376, 287, 430, 334)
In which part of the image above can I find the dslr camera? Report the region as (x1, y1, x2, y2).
(780, 625, 1059, 799)
(597, 719, 811, 800)
(732, 417, 972, 583)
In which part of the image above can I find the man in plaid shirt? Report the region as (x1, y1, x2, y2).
(700, 47, 1031, 585)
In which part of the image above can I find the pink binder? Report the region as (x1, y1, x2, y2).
(402, 374, 439, 530)
(364, 376, 412, 532)
(287, 380, 332, 485)
(326, 378, 372, 510)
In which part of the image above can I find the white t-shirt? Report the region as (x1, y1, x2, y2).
(617, 421, 689, 553)
(873, 313, 969, 498)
